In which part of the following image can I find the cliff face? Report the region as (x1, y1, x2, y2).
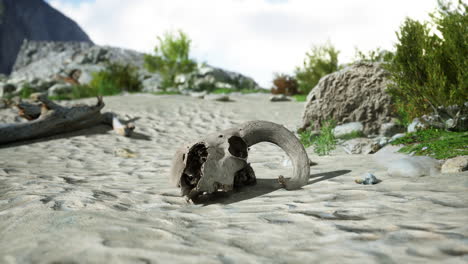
(0, 0, 92, 74)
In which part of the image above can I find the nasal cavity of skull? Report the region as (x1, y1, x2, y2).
(228, 136, 248, 159)
(182, 143, 208, 188)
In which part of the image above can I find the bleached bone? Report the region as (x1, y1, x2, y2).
(170, 120, 310, 201)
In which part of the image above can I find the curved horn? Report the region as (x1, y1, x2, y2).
(238, 120, 310, 190)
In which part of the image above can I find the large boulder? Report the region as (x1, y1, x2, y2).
(301, 62, 395, 135)
(0, 0, 92, 75)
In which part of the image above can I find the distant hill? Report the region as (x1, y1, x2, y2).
(0, 0, 92, 74)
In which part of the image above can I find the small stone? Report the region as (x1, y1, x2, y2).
(379, 122, 405, 137)
(355, 173, 381, 185)
(270, 94, 291, 102)
(204, 94, 230, 102)
(333, 122, 364, 138)
(441, 156, 468, 173)
(342, 138, 380, 154)
(0, 83, 17, 97)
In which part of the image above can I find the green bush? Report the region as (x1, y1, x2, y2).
(386, 0, 467, 127)
(144, 30, 197, 90)
(295, 42, 341, 94)
(49, 62, 142, 100)
(89, 62, 141, 94)
(271, 73, 299, 95)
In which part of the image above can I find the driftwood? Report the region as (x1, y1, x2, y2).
(0, 93, 134, 145)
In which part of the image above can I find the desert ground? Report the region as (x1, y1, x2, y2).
(0, 93, 467, 264)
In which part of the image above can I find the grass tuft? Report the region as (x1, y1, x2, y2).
(299, 119, 337, 156)
(390, 129, 468, 159)
(293, 94, 307, 102)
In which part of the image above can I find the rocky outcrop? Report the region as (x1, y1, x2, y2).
(10, 41, 149, 86)
(301, 62, 395, 135)
(175, 64, 261, 92)
(6, 40, 261, 96)
(0, 0, 92, 74)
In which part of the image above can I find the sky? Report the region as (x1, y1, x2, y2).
(47, 0, 441, 88)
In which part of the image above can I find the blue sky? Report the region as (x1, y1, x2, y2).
(47, 0, 440, 88)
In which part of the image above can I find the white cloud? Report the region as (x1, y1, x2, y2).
(48, 0, 439, 88)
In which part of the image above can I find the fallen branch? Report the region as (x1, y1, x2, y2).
(0, 93, 134, 144)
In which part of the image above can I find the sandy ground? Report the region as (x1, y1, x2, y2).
(0, 93, 467, 264)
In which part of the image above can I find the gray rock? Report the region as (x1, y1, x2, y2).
(178, 64, 261, 92)
(441, 156, 468, 174)
(0, 83, 16, 97)
(0, 0, 92, 75)
(48, 83, 73, 97)
(408, 118, 427, 133)
(204, 94, 231, 102)
(75, 65, 106, 85)
(142, 75, 163, 93)
(356, 173, 381, 185)
(302, 62, 395, 135)
(380, 122, 405, 137)
(387, 156, 441, 177)
(189, 92, 206, 99)
(419, 103, 468, 131)
(333, 122, 364, 138)
(375, 136, 389, 147)
(342, 138, 380, 154)
(270, 94, 291, 102)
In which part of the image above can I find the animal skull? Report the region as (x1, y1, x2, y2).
(170, 120, 310, 201)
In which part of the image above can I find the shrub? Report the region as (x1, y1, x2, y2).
(144, 30, 197, 90)
(295, 42, 341, 94)
(353, 47, 394, 63)
(386, 0, 467, 127)
(48, 62, 142, 100)
(271, 73, 299, 95)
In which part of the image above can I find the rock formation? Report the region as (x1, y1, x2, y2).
(6, 40, 261, 96)
(301, 62, 395, 135)
(0, 0, 92, 74)
(10, 40, 148, 87)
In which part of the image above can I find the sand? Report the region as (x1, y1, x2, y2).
(0, 93, 467, 264)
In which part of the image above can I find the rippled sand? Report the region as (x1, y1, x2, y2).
(0, 94, 467, 263)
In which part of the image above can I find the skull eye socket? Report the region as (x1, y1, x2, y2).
(228, 136, 248, 158)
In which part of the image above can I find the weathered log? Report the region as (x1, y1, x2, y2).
(0, 94, 134, 144)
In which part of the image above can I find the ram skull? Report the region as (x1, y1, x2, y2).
(170, 120, 310, 201)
